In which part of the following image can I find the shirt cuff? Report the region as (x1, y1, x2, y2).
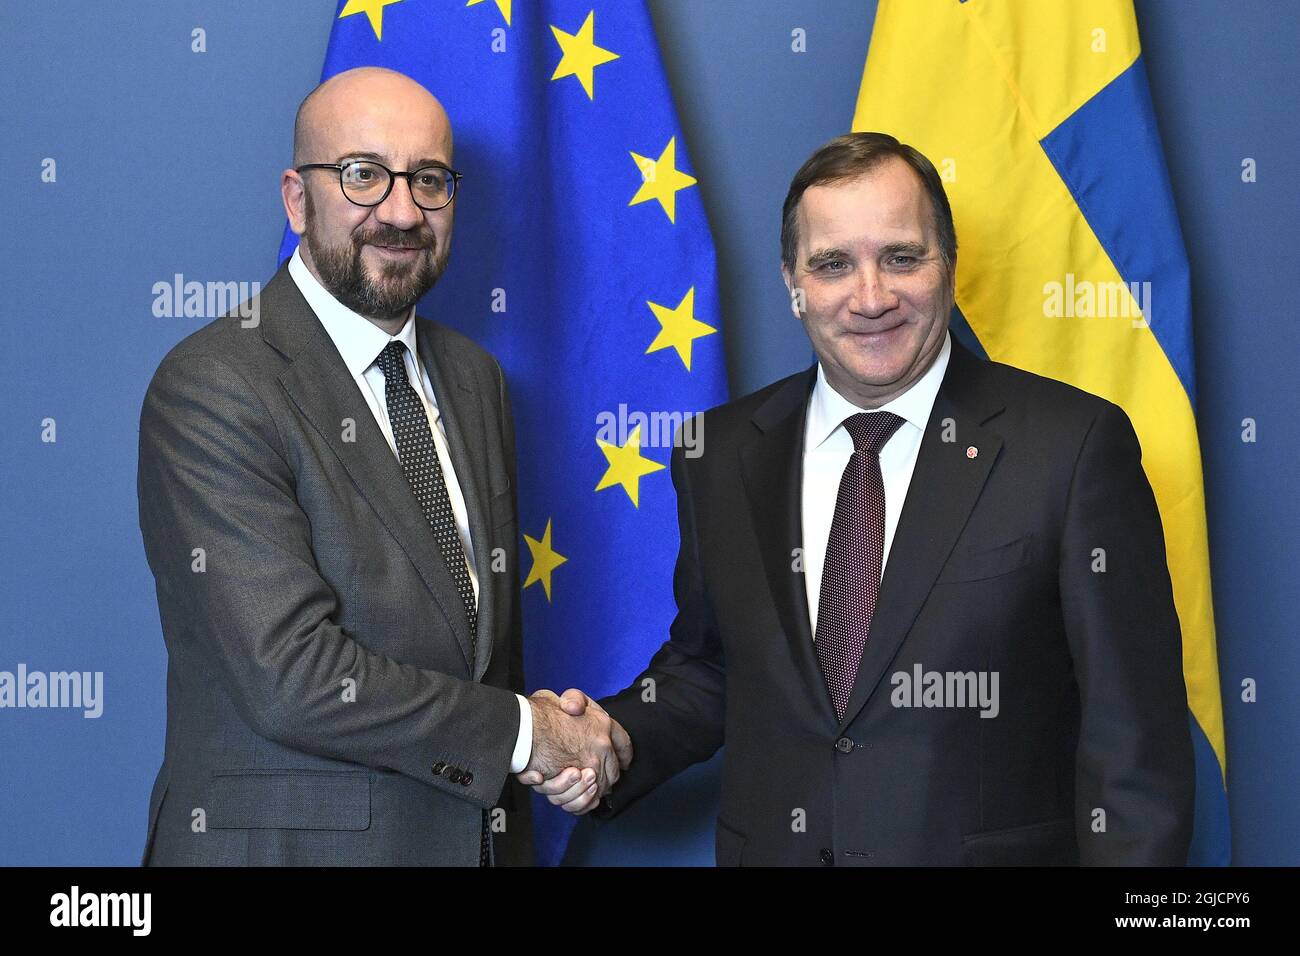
(509, 693, 533, 774)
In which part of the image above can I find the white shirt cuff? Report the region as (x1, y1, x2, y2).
(509, 693, 533, 774)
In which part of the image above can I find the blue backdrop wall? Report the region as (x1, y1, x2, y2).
(1, 0, 1295, 866)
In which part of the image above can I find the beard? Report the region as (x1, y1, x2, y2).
(302, 189, 450, 320)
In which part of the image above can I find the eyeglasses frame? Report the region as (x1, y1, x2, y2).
(295, 159, 463, 211)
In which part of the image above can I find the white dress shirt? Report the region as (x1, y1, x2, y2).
(802, 330, 952, 636)
(288, 248, 532, 773)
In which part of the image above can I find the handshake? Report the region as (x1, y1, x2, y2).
(518, 689, 632, 815)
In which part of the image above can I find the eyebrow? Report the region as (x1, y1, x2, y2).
(335, 150, 449, 168)
(805, 248, 851, 268)
(878, 241, 929, 258)
(804, 240, 930, 270)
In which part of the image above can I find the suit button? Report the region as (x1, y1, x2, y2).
(448, 769, 463, 784)
(835, 737, 854, 753)
(460, 771, 473, 787)
(819, 848, 835, 866)
(431, 761, 446, 775)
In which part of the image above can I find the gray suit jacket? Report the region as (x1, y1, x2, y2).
(137, 264, 531, 865)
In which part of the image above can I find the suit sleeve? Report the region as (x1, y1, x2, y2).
(490, 356, 536, 865)
(1058, 401, 1196, 864)
(597, 436, 726, 817)
(137, 351, 519, 809)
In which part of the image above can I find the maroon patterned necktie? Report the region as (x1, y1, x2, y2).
(815, 411, 905, 720)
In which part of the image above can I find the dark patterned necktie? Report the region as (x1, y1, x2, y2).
(373, 341, 491, 867)
(374, 341, 478, 650)
(815, 411, 905, 720)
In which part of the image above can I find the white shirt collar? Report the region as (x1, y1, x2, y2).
(287, 245, 419, 380)
(806, 329, 952, 451)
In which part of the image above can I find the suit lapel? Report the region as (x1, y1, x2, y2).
(836, 340, 1006, 732)
(740, 368, 831, 718)
(259, 268, 477, 674)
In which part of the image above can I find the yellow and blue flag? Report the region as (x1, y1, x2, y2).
(855, 0, 1228, 863)
(279, 0, 726, 865)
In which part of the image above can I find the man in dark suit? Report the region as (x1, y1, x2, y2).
(138, 67, 627, 866)
(523, 132, 1195, 865)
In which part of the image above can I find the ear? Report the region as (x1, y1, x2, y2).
(281, 170, 307, 236)
(781, 263, 804, 321)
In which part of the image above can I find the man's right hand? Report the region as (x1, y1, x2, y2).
(522, 689, 632, 808)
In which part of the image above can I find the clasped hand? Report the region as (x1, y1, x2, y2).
(519, 689, 630, 815)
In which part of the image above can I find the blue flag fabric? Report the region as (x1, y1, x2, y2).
(279, 0, 727, 866)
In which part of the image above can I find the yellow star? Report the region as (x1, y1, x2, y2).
(646, 287, 717, 371)
(629, 137, 697, 224)
(550, 11, 620, 100)
(523, 519, 567, 602)
(338, 0, 403, 41)
(466, 0, 511, 27)
(595, 425, 665, 508)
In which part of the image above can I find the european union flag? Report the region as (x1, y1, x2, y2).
(279, 0, 728, 865)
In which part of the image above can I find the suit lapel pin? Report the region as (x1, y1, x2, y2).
(966, 446, 978, 459)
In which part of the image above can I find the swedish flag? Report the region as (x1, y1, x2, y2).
(280, 0, 727, 865)
(855, 0, 1228, 864)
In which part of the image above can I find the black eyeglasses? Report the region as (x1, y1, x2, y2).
(296, 159, 462, 210)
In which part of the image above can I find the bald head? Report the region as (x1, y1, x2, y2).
(292, 66, 452, 168)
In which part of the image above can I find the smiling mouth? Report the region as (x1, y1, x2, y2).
(366, 243, 427, 260)
(846, 324, 903, 337)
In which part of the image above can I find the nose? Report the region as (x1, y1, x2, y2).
(373, 175, 425, 231)
(849, 265, 899, 320)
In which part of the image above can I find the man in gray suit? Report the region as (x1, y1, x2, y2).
(137, 67, 627, 866)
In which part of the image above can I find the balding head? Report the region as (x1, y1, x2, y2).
(292, 66, 452, 168)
